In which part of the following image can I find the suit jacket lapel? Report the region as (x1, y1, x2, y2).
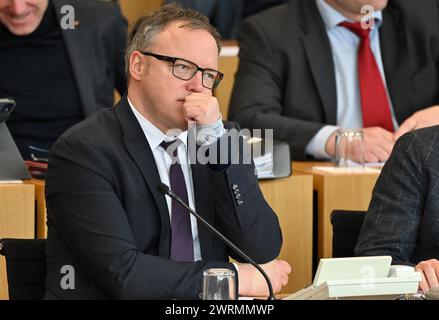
(299, 0, 337, 124)
(52, 0, 97, 117)
(380, 4, 411, 124)
(191, 163, 215, 260)
(114, 97, 171, 258)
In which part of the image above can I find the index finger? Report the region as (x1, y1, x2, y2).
(416, 269, 430, 294)
(184, 92, 209, 101)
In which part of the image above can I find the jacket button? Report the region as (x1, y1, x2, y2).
(232, 184, 238, 190)
(237, 200, 243, 206)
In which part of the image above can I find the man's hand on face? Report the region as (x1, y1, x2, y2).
(415, 259, 439, 294)
(325, 127, 395, 163)
(183, 93, 221, 126)
(394, 106, 439, 141)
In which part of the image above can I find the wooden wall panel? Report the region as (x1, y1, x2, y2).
(119, 0, 164, 25)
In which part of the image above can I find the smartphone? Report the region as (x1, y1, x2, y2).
(0, 98, 16, 123)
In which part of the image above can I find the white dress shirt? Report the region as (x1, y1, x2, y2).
(128, 97, 203, 261)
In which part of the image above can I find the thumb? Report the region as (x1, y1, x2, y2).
(394, 118, 416, 141)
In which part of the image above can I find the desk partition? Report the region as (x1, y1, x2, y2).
(293, 162, 380, 260)
(0, 183, 35, 300)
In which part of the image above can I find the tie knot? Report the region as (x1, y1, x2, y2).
(160, 139, 181, 158)
(339, 21, 371, 38)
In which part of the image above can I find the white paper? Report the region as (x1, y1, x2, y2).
(219, 46, 239, 57)
(311, 166, 381, 174)
(0, 180, 23, 184)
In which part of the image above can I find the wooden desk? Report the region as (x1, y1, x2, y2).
(0, 183, 35, 300)
(216, 41, 239, 119)
(259, 174, 313, 294)
(25, 179, 46, 239)
(293, 162, 380, 260)
(23, 175, 314, 295)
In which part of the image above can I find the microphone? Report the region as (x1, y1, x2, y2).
(157, 182, 276, 300)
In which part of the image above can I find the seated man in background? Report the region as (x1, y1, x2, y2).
(44, 4, 291, 299)
(229, 0, 439, 161)
(355, 125, 439, 294)
(165, 0, 243, 39)
(0, 0, 127, 159)
(166, 0, 287, 39)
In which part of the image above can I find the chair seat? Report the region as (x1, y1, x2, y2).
(330, 210, 366, 258)
(0, 238, 46, 300)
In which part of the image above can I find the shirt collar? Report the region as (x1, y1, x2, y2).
(127, 96, 188, 150)
(316, 0, 383, 30)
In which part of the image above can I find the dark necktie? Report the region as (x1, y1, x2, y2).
(160, 139, 194, 262)
(339, 21, 395, 132)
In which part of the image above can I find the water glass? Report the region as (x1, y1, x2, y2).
(202, 268, 236, 300)
(334, 129, 365, 167)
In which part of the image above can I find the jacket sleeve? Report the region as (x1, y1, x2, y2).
(354, 132, 425, 265)
(198, 123, 283, 263)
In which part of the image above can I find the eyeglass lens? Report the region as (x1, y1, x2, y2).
(173, 58, 220, 89)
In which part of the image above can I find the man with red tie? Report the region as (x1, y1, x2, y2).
(229, 0, 439, 162)
(43, 4, 291, 299)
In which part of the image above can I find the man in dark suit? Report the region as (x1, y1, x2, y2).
(164, 0, 243, 39)
(44, 4, 291, 299)
(355, 125, 439, 294)
(165, 0, 287, 39)
(0, 0, 127, 159)
(229, 0, 439, 161)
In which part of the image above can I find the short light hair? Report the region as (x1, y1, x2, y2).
(124, 3, 222, 77)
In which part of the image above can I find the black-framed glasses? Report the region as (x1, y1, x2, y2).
(139, 51, 224, 90)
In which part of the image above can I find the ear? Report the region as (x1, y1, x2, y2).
(129, 51, 144, 81)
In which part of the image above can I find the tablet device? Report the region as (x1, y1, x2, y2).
(0, 98, 31, 180)
(0, 98, 16, 123)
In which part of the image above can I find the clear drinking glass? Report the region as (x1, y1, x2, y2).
(202, 268, 236, 300)
(334, 129, 365, 168)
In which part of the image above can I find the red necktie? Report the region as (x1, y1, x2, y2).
(339, 21, 394, 132)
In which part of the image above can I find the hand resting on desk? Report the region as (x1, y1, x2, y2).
(238, 259, 291, 297)
(415, 258, 439, 294)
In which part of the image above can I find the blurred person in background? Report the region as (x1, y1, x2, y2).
(165, 0, 287, 39)
(229, 0, 439, 162)
(0, 0, 127, 159)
